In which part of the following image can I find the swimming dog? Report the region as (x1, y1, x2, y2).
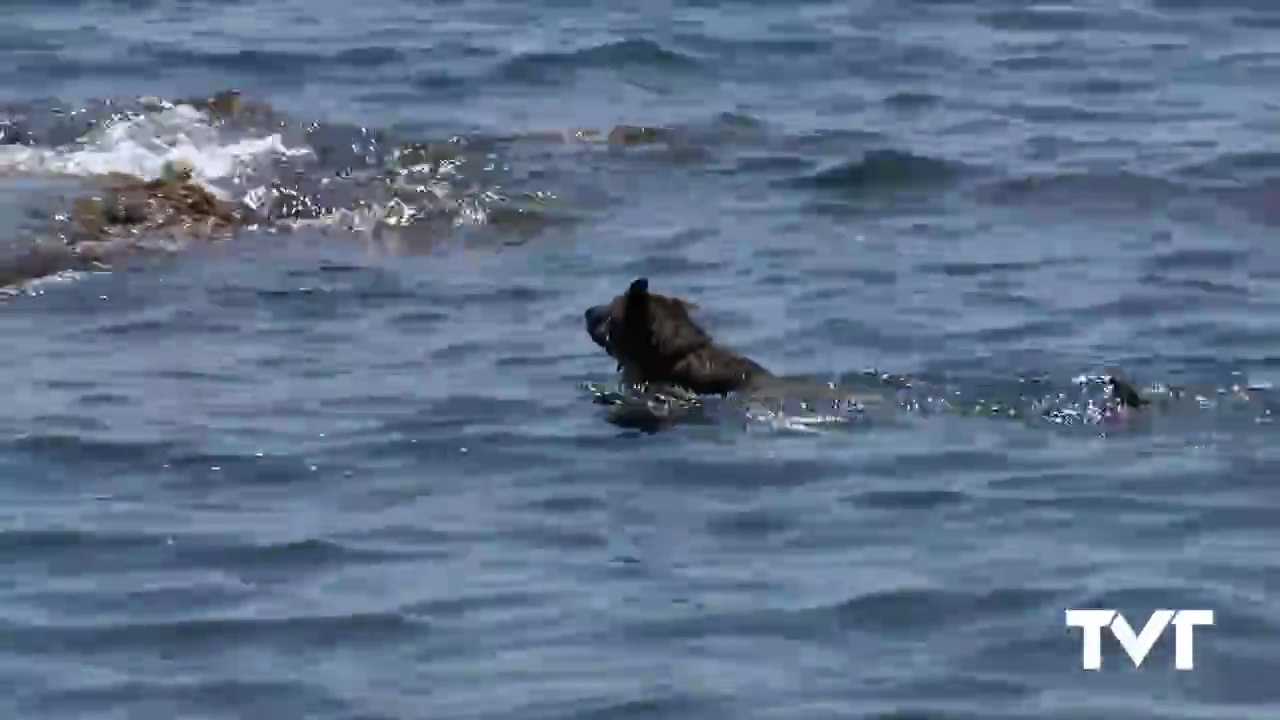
(583, 277, 1150, 429)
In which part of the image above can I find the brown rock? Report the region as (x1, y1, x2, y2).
(173, 89, 285, 127)
(54, 166, 247, 247)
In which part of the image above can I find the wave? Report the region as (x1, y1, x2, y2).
(787, 149, 969, 193)
(976, 170, 1191, 208)
(140, 44, 407, 73)
(497, 38, 702, 81)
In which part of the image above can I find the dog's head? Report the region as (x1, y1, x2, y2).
(583, 277, 765, 395)
(584, 277, 710, 363)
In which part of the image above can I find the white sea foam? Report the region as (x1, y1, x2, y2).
(0, 103, 311, 200)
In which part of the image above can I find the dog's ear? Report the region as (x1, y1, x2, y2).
(623, 277, 651, 322)
(627, 277, 649, 296)
(625, 279, 699, 313)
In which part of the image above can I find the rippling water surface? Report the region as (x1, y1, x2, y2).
(2, 0, 1279, 718)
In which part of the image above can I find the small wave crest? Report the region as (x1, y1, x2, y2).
(789, 149, 969, 193)
(498, 38, 702, 83)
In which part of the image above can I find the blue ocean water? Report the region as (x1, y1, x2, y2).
(1, 0, 1279, 718)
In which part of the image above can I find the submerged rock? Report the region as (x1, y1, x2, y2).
(54, 161, 248, 246)
(1, 158, 258, 291)
(171, 89, 288, 129)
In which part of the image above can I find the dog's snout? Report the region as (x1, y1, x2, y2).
(584, 304, 613, 352)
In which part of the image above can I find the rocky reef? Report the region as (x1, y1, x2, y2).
(1, 158, 252, 291)
(0, 88, 689, 292)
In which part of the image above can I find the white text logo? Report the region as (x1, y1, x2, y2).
(1065, 609, 1214, 670)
